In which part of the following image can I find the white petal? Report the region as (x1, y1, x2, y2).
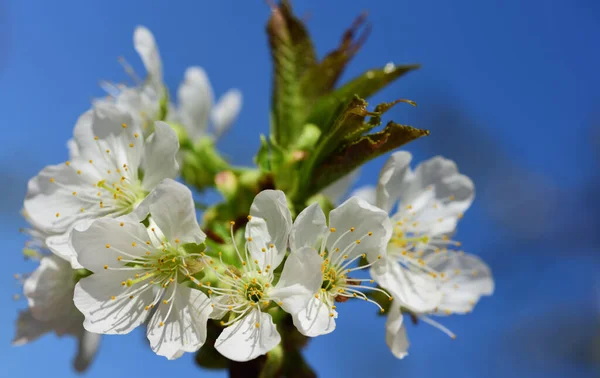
(144, 179, 206, 244)
(371, 257, 442, 313)
(321, 169, 359, 205)
(327, 196, 392, 263)
(246, 190, 292, 269)
(147, 285, 212, 360)
(376, 151, 413, 212)
(141, 121, 180, 191)
(349, 185, 377, 206)
(215, 309, 280, 362)
(271, 246, 323, 315)
(428, 252, 494, 314)
(24, 163, 102, 234)
(46, 219, 94, 269)
(23, 255, 75, 322)
(177, 66, 213, 140)
(292, 296, 337, 337)
(12, 310, 52, 346)
(73, 331, 101, 372)
(89, 103, 144, 172)
(211, 89, 242, 137)
(385, 306, 409, 359)
(134, 26, 163, 89)
(71, 218, 149, 273)
(74, 270, 153, 334)
(405, 157, 474, 214)
(289, 202, 327, 251)
(67, 139, 79, 159)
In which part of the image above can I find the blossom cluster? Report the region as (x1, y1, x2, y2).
(14, 22, 493, 373)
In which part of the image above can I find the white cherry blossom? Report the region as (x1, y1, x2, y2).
(72, 179, 212, 359)
(289, 197, 392, 337)
(13, 248, 101, 372)
(24, 104, 179, 268)
(358, 152, 494, 358)
(100, 26, 242, 139)
(209, 190, 322, 362)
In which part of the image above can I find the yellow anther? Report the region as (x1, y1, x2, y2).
(407, 205, 413, 210)
(159, 322, 164, 327)
(77, 170, 81, 174)
(247, 215, 252, 220)
(247, 237, 253, 242)
(106, 149, 110, 154)
(55, 212, 60, 217)
(121, 123, 127, 129)
(331, 305, 337, 310)
(330, 228, 336, 232)
(145, 306, 149, 311)
(65, 161, 70, 166)
(350, 227, 355, 232)
(105, 244, 110, 248)
(230, 221, 235, 225)
(175, 239, 180, 243)
(314, 294, 319, 299)
(117, 256, 122, 261)
(121, 281, 126, 286)
(146, 241, 150, 245)
(269, 244, 274, 248)
(111, 296, 116, 300)
(261, 247, 266, 252)
(94, 136, 99, 140)
(80, 208, 85, 212)
(356, 240, 361, 244)
(377, 255, 382, 260)
(103, 265, 108, 270)
(49, 177, 55, 183)
(134, 133, 139, 138)
(89, 160, 93, 164)
(255, 322, 260, 328)
(368, 232, 373, 236)
(131, 242, 136, 247)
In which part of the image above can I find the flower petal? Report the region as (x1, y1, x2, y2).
(327, 196, 392, 263)
(271, 246, 323, 315)
(12, 310, 53, 346)
(427, 251, 494, 314)
(349, 185, 377, 206)
(71, 218, 150, 273)
(321, 169, 360, 205)
(177, 66, 213, 140)
(371, 257, 442, 313)
(211, 89, 242, 137)
(215, 309, 280, 362)
(74, 270, 153, 334)
(144, 179, 206, 244)
(73, 331, 101, 372)
(246, 190, 292, 269)
(376, 151, 413, 213)
(141, 121, 179, 191)
(385, 305, 409, 359)
(289, 202, 327, 251)
(134, 26, 163, 90)
(23, 255, 75, 322)
(292, 296, 337, 337)
(147, 285, 212, 360)
(24, 163, 103, 234)
(46, 219, 94, 269)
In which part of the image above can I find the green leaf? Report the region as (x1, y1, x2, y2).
(306, 63, 420, 131)
(267, 0, 316, 147)
(312, 121, 429, 192)
(299, 12, 370, 102)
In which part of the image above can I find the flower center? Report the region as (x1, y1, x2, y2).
(245, 282, 265, 303)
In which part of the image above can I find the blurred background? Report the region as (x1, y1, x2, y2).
(1, 0, 599, 377)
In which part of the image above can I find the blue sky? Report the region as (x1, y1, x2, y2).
(1, 0, 599, 377)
